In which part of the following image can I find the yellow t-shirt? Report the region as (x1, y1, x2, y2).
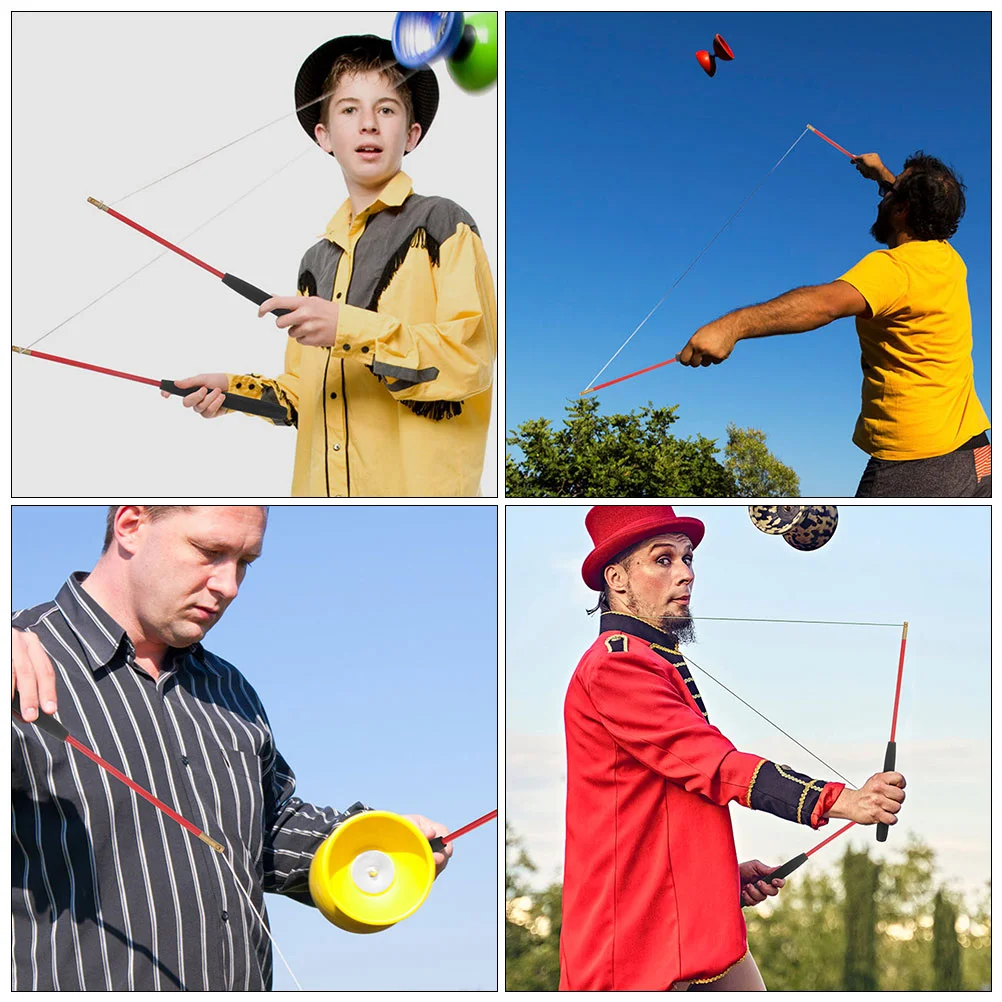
(838, 240, 989, 460)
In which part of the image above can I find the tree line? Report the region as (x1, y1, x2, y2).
(506, 397, 801, 498)
(506, 824, 990, 991)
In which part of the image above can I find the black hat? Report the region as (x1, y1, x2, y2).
(294, 34, 439, 152)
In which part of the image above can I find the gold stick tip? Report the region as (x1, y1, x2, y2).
(12, 345, 29, 355)
(902, 621, 909, 637)
(197, 831, 225, 854)
(806, 123, 815, 131)
(87, 196, 109, 211)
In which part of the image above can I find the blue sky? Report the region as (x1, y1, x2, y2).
(506, 13, 991, 496)
(12, 505, 498, 990)
(506, 504, 990, 901)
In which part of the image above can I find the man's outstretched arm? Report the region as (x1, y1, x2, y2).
(677, 280, 869, 366)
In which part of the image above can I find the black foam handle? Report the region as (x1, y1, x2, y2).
(11, 692, 70, 742)
(428, 835, 446, 853)
(876, 740, 896, 843)
(765, 852, 808, 883)
(221, 272, 292, 316)
(160, 381, 289, 422)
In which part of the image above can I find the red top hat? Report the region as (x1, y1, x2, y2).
(582, 506, 705, 592)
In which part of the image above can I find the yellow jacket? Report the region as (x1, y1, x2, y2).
(230, 173, 496, 496)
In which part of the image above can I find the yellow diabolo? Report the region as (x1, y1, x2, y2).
(308, 811, 436, 934)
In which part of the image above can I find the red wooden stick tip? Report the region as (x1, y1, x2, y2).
(441, 808, 498, 844)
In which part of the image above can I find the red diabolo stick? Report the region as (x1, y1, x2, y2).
(428, 808, 498, 852)
(766, 618, 909, 880)
(581, 356, 679, 395)
(86, 197, 291, 316)
(876, 621, 908, 843)
(12, 346, 289, 421)
(806, 124, 855, 159)
(765, 820, 857, 882)
(88, 197, 224, 278)
(12, 694, 224, 853)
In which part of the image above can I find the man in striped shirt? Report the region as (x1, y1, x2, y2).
(12, 505, 451, 990)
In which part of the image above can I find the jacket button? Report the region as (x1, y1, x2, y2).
(342, 344, 351, 351)
(332, 444, 341, 452)
(360, 346, 369, 354)
(329, 391, 337, 400)
(336, 292, 342, 299)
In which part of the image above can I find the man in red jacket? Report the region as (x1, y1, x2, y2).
(560, 506, 907, 991)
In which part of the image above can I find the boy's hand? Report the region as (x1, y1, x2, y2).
(162, 374, 230, 418)
(403, 814, 454, 878)
(826, 771, 906, 825)
(260, 296, 341, 348)
(739, 859, 785, 907)
(12, 628, 58, 722)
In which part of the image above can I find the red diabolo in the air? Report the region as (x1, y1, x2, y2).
(695, 34, 734, 77)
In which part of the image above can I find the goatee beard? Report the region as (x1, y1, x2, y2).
(623, 589, 697, 645)
(656, 613, 697, 646)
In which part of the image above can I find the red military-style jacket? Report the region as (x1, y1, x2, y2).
(559, 613, 843, 991)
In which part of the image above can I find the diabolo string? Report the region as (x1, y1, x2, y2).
(22, 150, 309, 351)
(680, 651, 860, 789)
(110, 60, 417, 206)
(582, 125, 811, 393)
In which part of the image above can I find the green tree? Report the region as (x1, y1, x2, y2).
(748, 836, 978, 991)
(932, 889, 963, 989)
(506, 397, 798, 497)
(959, 883, 991, 990)
(505, 828, 991, 991)
(843, 847, 880, 990)
(506, 825, 561, 991)
(724, 423, 800, 497)
(744, 868, 845, 991)
(875, 834, 938, 990)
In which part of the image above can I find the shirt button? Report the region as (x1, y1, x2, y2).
(221, 911, 229, 922)
(336, 292, 342, 299)
(329, 391, 337, 400)
(181, 756, 189, 766)
(332, 444, 341, 452)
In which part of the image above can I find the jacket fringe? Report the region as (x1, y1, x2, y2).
(364, 227, 459, 420)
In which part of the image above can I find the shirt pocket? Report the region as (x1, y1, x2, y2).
(201, 745, 266, 863)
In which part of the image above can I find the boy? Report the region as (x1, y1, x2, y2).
(171, 35, 496, 497)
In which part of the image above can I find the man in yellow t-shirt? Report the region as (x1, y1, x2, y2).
(677, 152, 990, 498)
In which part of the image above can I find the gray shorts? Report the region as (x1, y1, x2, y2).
(855, 434, 991, 498)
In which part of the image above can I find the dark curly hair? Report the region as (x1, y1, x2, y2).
(894, 151, 967, 240)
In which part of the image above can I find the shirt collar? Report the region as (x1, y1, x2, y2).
(54, 572, 204, 675)
(323, 171, 414, 245)
(599, 611, 682, 652)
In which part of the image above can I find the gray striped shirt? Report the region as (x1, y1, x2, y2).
(12, 573, 359, 991)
